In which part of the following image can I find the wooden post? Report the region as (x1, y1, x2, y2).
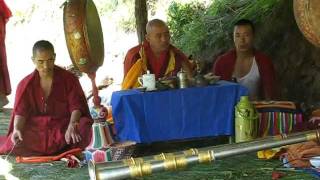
(135, 0, 148, 43)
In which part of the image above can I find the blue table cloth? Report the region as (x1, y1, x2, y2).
(111, 81, 248, 143)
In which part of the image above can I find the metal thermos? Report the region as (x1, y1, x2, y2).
(177, 68, 188, 88)
(235, 96, 258, 143)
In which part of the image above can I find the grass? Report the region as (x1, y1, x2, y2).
(0, 109, 316, 180)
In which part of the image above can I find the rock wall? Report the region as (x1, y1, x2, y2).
(257, 0, 320, 106)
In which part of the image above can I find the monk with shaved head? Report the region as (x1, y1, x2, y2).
(122, 19, 192, 89)
(0, 40, 93, 156)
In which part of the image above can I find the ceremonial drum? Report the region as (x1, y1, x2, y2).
(293, 0, 320, 47)
(63, 0, 104, 73)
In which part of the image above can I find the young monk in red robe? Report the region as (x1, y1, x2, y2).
(212, 19, 277, 100)
(0, 40, 93, 156)
(122, 19, 192, 89)
(0, 0, 12, 109)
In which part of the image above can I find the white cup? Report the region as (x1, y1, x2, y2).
(138, 72, 156, 91)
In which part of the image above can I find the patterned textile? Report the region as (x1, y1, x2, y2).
(252, 101, 303, 137)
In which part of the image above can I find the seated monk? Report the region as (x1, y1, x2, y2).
(0, 40, 93, 156)
(122, 18, 192, 89)
(212, 19, 277, 100)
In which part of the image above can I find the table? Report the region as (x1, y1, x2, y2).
(111, 81, 248, 143)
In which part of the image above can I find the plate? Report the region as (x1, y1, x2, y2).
(145, 88, 157, 92)
(310, 156, 320, 168)
(135, 87, 147, 91)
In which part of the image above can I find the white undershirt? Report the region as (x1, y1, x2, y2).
(237, 57, 261, 100)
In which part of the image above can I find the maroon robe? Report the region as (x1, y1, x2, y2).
(0, 66, 93, 156)
(123, 41, 189, 80)
(0, 0, 11, 96)
(213, 49, 277, 100)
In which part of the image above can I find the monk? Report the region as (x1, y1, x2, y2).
(0, 40, 93, 156)
(212, 19, 277, 100)
(122, 19, 192, 89)
(0, 0, 11, 110)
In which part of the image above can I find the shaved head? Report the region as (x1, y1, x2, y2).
(145, 19, 170, 54)
(146, 19, 168, 35)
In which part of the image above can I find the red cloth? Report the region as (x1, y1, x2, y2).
(212, 49, 277, 100)
(123, 41, 189, 80)
(0, 66, 93, 156)
(0, 0, 11, 95)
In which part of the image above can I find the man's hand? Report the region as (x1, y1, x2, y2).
(65, 123, 82, 144)
(11, 129, 23, 145)
(11, 115, 26, 145)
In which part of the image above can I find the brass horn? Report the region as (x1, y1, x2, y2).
(88, 130, 320, 180)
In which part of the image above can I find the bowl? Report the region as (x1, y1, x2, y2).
(158, 77, 177, 89)
(203, 73, 220, 85)
(310, 156, 320, 167)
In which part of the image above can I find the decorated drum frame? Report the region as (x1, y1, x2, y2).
(293, 0, 320, 48)
(63, 0, 104, 73)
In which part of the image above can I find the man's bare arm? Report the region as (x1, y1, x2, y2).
(69, 109, 81, 126)
(11, 115, 26, 144)
(65, 109, 82, 144)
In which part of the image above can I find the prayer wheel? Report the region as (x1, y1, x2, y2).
(293, 0, 320, 47)
(63, 0, 104, 73)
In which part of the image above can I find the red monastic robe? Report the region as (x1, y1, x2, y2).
(0, 0, 11, 96)
(213, 49, 277, 100)
(123, 41, 189, 80)
(0, 66, 93, 156)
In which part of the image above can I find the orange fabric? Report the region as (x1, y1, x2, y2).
(16, 148, 82, 163)
(123, 41, 190, 81)
(252, 101, 296, 110)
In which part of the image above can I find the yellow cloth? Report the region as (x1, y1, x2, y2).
(257, 148, 281, 159)
(121, 47, 176, 90)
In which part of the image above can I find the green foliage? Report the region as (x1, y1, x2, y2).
(95, 0, 119, 16)
(167, 0, 280, 60)
(167, 2, 206, 47)
(96, 0, 135, 32)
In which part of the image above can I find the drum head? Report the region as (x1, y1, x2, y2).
(294, 0, 320, 47)
(63, 0, 104, 73)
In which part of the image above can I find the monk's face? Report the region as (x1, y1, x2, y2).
(32, 49, 56, 76)
(146, 24, 170, 54)
(233, 25, 254, 52)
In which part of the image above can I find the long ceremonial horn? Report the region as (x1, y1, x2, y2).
(88, 130, 320, 180)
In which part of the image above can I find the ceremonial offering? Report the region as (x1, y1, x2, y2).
(86, 104, 114, 163)
(157, 76, 177, 89)
(235, 96, 258, 142)
(84, 148, 112, 163)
